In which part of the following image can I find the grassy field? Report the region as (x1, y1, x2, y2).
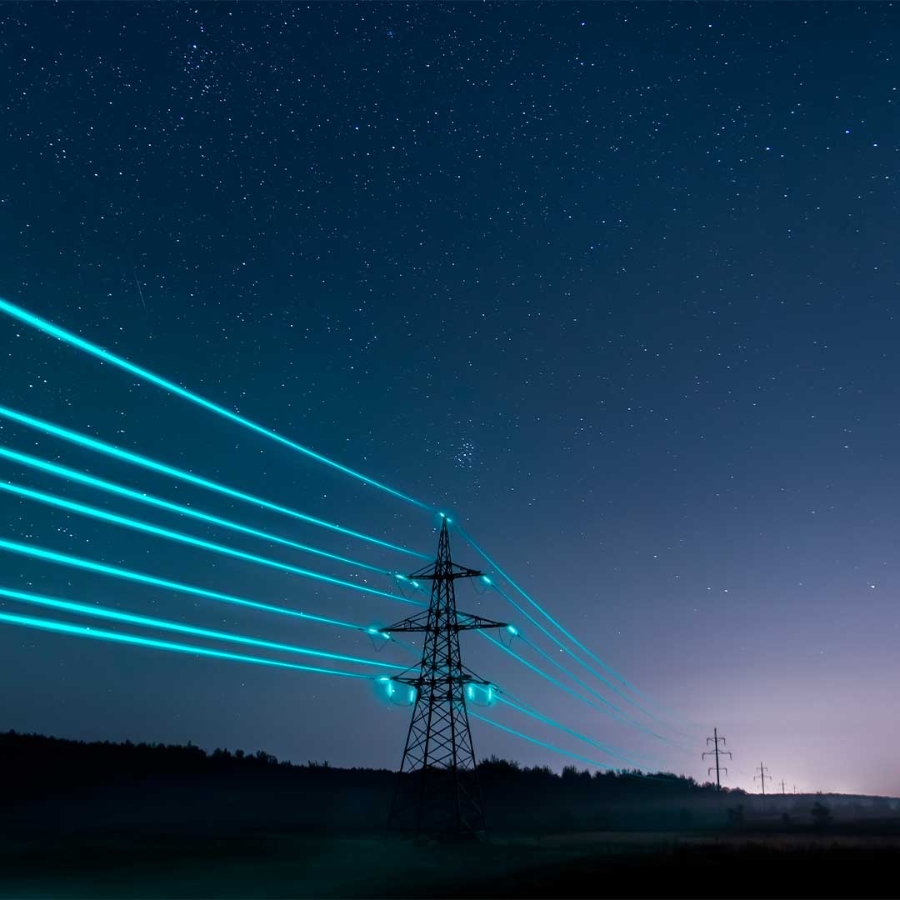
(2, 829, 900, 898)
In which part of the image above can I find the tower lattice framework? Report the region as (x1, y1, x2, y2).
(380, 517, 506, 837)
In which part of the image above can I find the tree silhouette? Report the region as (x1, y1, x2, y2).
(811, 801, 833, 828)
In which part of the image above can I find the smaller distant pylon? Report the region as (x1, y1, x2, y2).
(702, 727, 732, 790)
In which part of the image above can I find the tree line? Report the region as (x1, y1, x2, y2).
(0, 729, 722, 799)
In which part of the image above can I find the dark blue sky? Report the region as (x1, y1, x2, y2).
(1, 1, 898, 795)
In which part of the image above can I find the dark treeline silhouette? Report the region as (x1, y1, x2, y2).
(0, 729, 376, 783)
(1, 729, 729, 834)
(3, 730, 897, 836)
(0, 728, 714, 796)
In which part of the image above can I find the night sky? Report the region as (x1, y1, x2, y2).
(1, 2, 899, 797)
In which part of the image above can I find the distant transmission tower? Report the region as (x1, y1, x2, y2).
(754, 761, 771, 795)
(702, 727, 732, 790)
(380, 515, 507, 838)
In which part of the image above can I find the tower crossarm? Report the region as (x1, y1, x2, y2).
(381, 610, 507, 634)
(405, 564, 484, 581)
(391, 672, 492, 689)
(702, 748, 732, 760)
(456, 612, 508, 631)
(380, 611, 432, 634)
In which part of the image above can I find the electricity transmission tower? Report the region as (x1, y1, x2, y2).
(380, 516, 507, 838)
(702, 727, 732, 790)
(754, 762, 771, 795)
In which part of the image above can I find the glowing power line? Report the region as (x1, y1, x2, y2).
(517, 632, 685, 751)
(0, 609, 376, 680)
(461, 527, 682, 730)
(0, 445, 390, 576)
(494, 693, 643, 768)
(478, 630, 626, 722)
(0, 586, 399, 671)
(0, 403, 428, 561)
(481, 622, 685, 756)
(459, 526, 635, 688)
(0, 536, 399, 636)
(464, 528, 698, 740)
(489, 576, 653, 716)
(0, 596, 650, 772)
(469, 710, 616, 771)
(0, 296, 430, 510)
(0, 478, 424, 607)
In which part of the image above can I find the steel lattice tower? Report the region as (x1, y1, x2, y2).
(380, 516, 507, 838)
(702, 727, 732, 790)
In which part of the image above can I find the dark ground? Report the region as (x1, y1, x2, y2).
(2, 828, 900, 898)
(2, 732, 899, 898)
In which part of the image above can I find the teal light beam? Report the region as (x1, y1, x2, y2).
(470, 542, 691, 744)
(482, 569, 662, 724)
(481, 631, 681, 760)
(0, 600, 659, 777)
(0, 296, 430, 511)
(0, 478, 425, 607)
(387, 628, 639, 763)
(0, 445, 390, 577)
(0, 609, 376, 680)
(463, 526, 695, 740)
(478, 631, 627, 723)
(0, 403, 429, 561)
(460, 526, 636, 690)
(494, 692, 646, 769)
(517, 632, 689, 753)
(0, 536, 402, 636)
(0, 586, 399, 671)
(468, 710, 616, 771)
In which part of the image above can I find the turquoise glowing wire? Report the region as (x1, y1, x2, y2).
(517, 632, 688, 753)
(377, 627, 649, 768)
(0, 536, 395, 634)
(0, 586, 398, 670)
(460, 527, 634, 688)
(494, 693, 644, 768)
(0, 296, 430, 511)
(371, 622, 644, 765)
(0, 599, 655, 775)
(478, 631, 626, 722)
(480, 634, 675, 764)
(488, 574, 659, 721)
(0, 609, 376, 679)
(462, 527, 694, 739)
(0, 293, 695, 746)
(0, 479, 424, 607)
(0, 445, 390, 576)
(475, 553, 689, 746)
(0, 404, 429, 561)
(468, 710, 616, 771)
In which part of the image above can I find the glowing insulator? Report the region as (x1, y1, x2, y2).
(464, 682, 497, 707)
(378, 677, 416, 707)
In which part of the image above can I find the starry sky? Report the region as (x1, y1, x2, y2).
(1, 1, 899, 797)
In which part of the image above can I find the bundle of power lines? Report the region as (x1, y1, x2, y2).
(0, 296, 694, 774)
